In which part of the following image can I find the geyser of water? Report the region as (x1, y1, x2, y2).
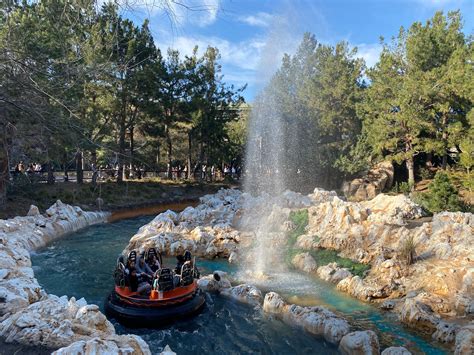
(242, 95, 286, 277)
(241, 4, 321, 280)
(241, 13, 298, 278)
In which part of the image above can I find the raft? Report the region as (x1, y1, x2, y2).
(105, 280, 205, 327)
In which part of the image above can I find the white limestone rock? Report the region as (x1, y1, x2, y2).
(160, 345, 177, 355)
(454, 323, 474, 355)
(338, 330, 380, 355)
(197, 272, 232, 292)
(317, 263, 352, 284)
(381, 346, 411, 355)
(292, 252, 317, 274)
(27, 205, 40, 216)
(220, 284, 263, 306)
(52, 334, 151, 355)
(263, 292, 350, 345)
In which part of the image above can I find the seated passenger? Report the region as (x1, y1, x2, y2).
(147, 254, 161, 273)
(125, 257, 151, 295)
(175, 254, 185, 275)
(183, 250, 200, 279)
(137, 254, 154, 279)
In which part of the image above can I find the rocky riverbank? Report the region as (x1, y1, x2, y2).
(128, 188, 473, 353)
(0, 201, 152, 354)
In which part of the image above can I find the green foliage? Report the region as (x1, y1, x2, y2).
(285, 209, 369, 278)
(391, 182, 413, 195)
(309, 249, 371, 278)
(357, 11, 473, 186)
(417, 171, 463, 213)
(287, 209, 309, 247)
(263, 33, 365, 189)
(419, 168, 434, 180)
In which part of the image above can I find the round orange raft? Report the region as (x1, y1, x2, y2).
(105, 281, 205, 326)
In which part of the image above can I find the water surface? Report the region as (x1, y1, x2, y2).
(31, 214, 448, 354)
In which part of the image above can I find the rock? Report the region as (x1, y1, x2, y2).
(399, 297, 439, 333)
(292, 252, 317, 274)
(228, 251, 238, 264)
(362, 194, 425, 221)
(380, 300, 396, 310)
(454, 323, 474, 355)
(263, 292, 350, 344)
(308, 188, 338, 205)
(432, 321, 458, 343)
(381, 346, 411, 355)
(27, 205, 40, 216)
(160, 345, 176, 355)
(197, 272, 231, 292)
(220, 284, 263, 306)
(0, 295, 115, 348)
(52, 335, 151, 355)
(317, 263, 352, 284)
(338, 330, 380, 355)
(343, 161, 394, 202)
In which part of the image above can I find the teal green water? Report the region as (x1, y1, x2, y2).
(31, 215, 448, 354)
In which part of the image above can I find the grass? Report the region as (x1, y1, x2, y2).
(285, 208, 370, 278)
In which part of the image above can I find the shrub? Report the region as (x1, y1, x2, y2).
(309, 249, 370, 277)
(400, 235, 416, 265)
(391, 181, 412, 195)
(418, 171, 463, 213)
(419, 167, 433, 180)
(287, 209, 308, 247)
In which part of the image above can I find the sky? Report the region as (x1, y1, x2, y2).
(118, 0, 474, 102)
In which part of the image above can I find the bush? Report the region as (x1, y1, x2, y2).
(391, 181, 412, 195)
(418, 171, 463, 213)
(419, 167, 433, 180)
(287, 209, 309, 247)
(309, 249, 370, 277)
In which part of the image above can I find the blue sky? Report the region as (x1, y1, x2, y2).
(119, 0, 474, 101)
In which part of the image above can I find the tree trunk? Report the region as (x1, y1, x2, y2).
(441, 115, 448, 170)
(129, 125, 134, 172)
(406, 156, 415, 189)
(75, 151, 83, 184)
(0, 136, 8, 208)
(117, 115, 126, 183)
(426, 152, 433, 168)
(187, 132, 192, 179)
(47, 161, 55, 185)
(91, 150, 98, 185)
(165, 124, 172, 179)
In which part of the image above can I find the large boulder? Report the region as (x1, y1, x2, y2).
(317, 263, 352, 284)
(52, 335, 151, 355)
(454, 323, 474, 355)
(263, 292, 350, 344)
(197, 272, 232, 292)
(338, 330, 380, 355)
(220, 284, 263, 306)
(381, 346, 411, 355)
(343, 161, 394, 202)
(292, 252, 317, 274)
(0, 295, 115, 349)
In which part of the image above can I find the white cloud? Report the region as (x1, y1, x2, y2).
(238, 12, 274, 27)
(355, 43, 382, 68)
(163, 35, 266, 71)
